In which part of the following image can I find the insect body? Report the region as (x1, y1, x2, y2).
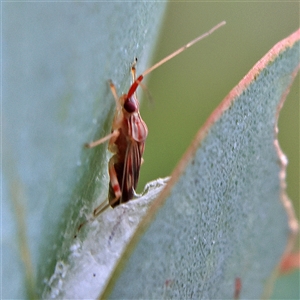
(86, 63, 148, 216)
(106, 82, 147, 208)
(86, 21, 226, 217)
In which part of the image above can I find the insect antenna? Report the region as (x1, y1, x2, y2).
(142, 21, 226, 77)
(130, 57, 154, 105)
(127, 20, 226, 98)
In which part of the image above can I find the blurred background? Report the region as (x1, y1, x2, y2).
(138, 3, 299, 298)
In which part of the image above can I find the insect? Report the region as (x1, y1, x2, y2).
(86, 21, 226, 218)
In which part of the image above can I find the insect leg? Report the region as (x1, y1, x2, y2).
(108, 80, 120, 108)
(76, 195, 110, 234)
(107, 156, 123, 207)
(93, 156, 122, 217)
(130, 58, 152, 102)
(85, 129, 119, 148)
(93, 200, 110, 217)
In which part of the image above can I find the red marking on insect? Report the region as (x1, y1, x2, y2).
(85, 21, 226, 218)
(234, 277, 242, 300)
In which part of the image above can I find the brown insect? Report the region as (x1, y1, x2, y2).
(86, 21, 226, 218)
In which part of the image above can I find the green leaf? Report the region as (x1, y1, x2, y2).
(102, 29, 300, 299)
(2, 2, 167, 298)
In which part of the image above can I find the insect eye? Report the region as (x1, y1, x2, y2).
(124, 97, 137, 113)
